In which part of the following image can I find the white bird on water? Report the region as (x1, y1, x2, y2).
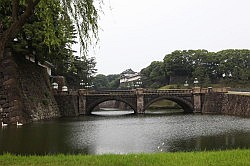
(16, 122, 23, 126)
(1, 122, 7, 127)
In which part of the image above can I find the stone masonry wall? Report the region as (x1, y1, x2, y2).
(54, 94, 79, 116)
(0, 51, 60, 124)
(202, 93, 250, 117)
(201, 93, 224, 114)
(221, 94, 250, 117)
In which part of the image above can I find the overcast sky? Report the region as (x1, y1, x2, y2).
(85, 0, 250, 75)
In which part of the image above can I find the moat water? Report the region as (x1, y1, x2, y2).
(0, 110, 250, 155)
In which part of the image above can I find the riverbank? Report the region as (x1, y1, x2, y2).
(0, 149, 249, 166)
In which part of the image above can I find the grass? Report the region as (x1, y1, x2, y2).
(0, 149, 249, 166)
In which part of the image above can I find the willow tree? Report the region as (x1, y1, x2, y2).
(0, 0, 101, 58)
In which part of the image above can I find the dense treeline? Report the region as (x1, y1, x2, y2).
(93, 74, 120, 90)
(141, 49, 250, 88)
(92, 49, 249, 89)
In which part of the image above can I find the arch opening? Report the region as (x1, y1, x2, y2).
(90, 99, 135, 116)
(145, 97, 193, 114)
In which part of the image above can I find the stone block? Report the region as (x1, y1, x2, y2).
(3, 78, 16, 86)
(0, 99, 6, 105)
(2, 103, 9, 108)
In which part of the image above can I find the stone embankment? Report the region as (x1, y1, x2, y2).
(0, 51, 60, 124)
(202, 92, 250, 117)
(54, 92, 78, 116)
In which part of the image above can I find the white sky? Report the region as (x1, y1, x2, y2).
(83, 0, 250, 75)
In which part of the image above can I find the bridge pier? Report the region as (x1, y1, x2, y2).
(78, 89, 87, 115)
(136, 88, 144, 113)
(193, 87, 202, 113)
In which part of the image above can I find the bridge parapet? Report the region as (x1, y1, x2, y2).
(85, 90, 136, 96)
(200, 87, 230, 93)
(143, 89, 192, 94)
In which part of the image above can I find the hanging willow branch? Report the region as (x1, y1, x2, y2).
(0, 0, 103, 58)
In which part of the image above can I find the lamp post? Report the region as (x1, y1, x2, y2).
(52, 82, 58, 90)
(80, 82, 94, 90)
(79, 80, 84, 89)
(184, 80, 189, 87)
(85, 82, 90, 89)
(194, 78, 199, 87)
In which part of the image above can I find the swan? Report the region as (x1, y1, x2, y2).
(1, 122, 7, 127)
(16, 122, 23, 126)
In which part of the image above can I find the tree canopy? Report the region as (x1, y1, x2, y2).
(93, 74, 120, 90)
(141, 49, 250, 88)
(0, 0, 102, 58)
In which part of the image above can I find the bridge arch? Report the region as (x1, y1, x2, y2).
(144, 96, 194, 113)
(86, 96, 137, 114)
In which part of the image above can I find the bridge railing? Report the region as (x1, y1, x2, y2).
(78, 89, 193, 95)
(87, 89, 193, 95)
(54, 87, 229, 96)
(87, 90, 136, 95)
(143, 89, 193, 94)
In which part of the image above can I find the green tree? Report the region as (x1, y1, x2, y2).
(93, 74, 120, 90)
(163, 50, 193, 77)
(106, 74, 120, 89)
(141, 61, 167, 88)
(64, 56, 97, 89)
(216, 49, 250, 82)
(7, 1, 77, 66)
(190, 50, 215, 85)
(93, 74, 109, 89)
(0, 0, 101, 58)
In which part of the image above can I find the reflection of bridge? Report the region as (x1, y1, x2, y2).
(54, 87, 229, 116)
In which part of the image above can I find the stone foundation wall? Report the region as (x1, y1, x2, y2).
(221, 94, 250, 117)
(0, 51, 60, 124)
(54, 94, 79, 116)
(202, 93, 250, 117)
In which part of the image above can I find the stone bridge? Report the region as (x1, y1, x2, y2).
(54, 87, 229, 116)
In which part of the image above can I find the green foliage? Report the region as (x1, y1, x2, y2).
(93, 74, 109, 89)
(164, 50, 193, 76)
(107, 74, 120, 89)
(141, 61, 167, 88)
(61, 56, 97, 89)
(6, 0, 77, 64)
(0, 0, 102, 59)
(0, 0, 100, 89)
(141, 49, 250, 88)
(93, 74, 120, 90)
(216, 49, 250, 81)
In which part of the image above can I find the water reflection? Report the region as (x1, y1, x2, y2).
(0, 112, 249, 155)
(92, 110, 134, 116)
